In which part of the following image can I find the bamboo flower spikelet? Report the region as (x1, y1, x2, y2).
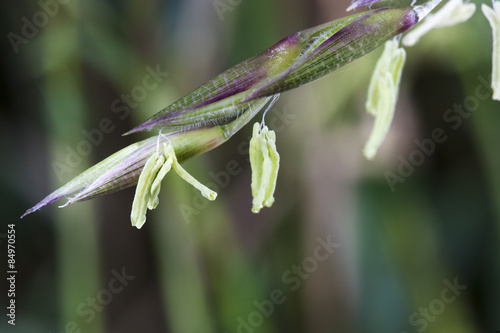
(482, 1, 500, 101)
(23, 2, 453, 225)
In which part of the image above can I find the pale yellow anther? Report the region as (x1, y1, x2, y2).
(131, 153, 163, 229)
(164, 144, 217, 201)
(250, 123, 280, 213)
(148, 157, 173, 210)
(250, 123, 263, 197)
(264, 130, 279, 208)
(364, 39, 406, 160)
(482, 1, 500, 100)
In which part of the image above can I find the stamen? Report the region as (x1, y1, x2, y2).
(131, 153, 163, 229)
(164, 144, 217, 201)
(250, 123, 280, 213)
(482, 1, 500, 100)
(364, 38, 406, 160)
(148, 157, 173, 210)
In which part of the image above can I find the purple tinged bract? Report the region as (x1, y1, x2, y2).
(126, 7, 418, 135)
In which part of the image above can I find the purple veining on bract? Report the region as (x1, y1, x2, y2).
(244, 8, 418, 101)
(126, 8, 419, 134)
(126, 34, 302, 134)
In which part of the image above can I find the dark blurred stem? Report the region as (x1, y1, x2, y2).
(43, 5, 104, 332)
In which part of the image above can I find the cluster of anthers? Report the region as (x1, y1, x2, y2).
(249, 122, 280, 213)
(132, 121, 281, 228)
(131, 137, 217, 228)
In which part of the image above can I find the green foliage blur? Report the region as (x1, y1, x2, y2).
(1, 0, 499, 332)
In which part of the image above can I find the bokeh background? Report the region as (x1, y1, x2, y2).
(1, 0, 499, 332)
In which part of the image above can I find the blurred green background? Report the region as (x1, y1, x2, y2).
(1, 0, 499, 332)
